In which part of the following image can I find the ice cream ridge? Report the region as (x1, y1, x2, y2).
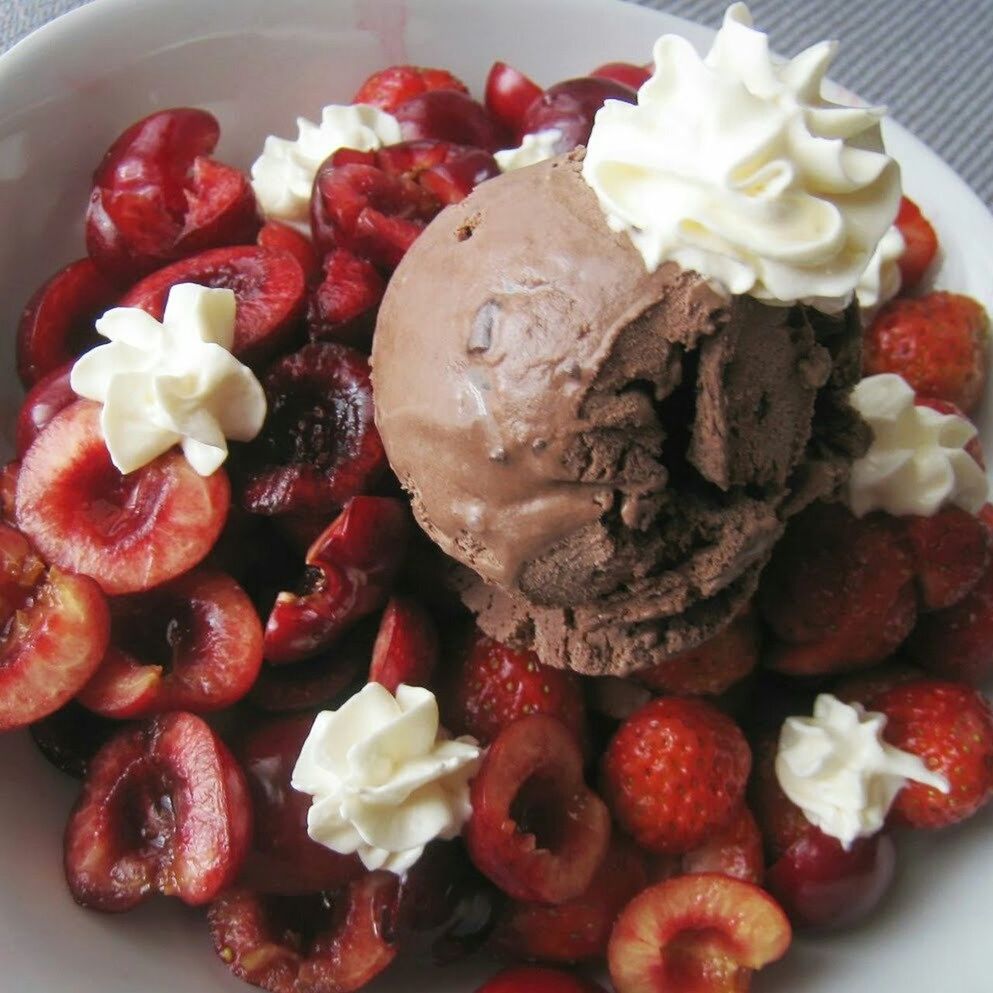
(371, 4, 899, 676)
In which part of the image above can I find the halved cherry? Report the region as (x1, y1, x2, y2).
(64, 711, 252, 911)
(0, 461, 18, 524)
(15, 361, 76, 457)
(766, 831, 896, 932)
(311, 157, 440, 269)
(119, 245, 306, 366)
(264, 497, 409, 664)
(376, 139, 501, 205)
(522, 77, 638, 154)
(15, 258, 118, 388)
(368, 595, 439, 693)
(307, 248, 385, 346)
(0, 521, 110, 732)
(30, 701, 120, 779)
(492, 834, 647, 963)
(239, 343, 386, 517)
(15, 400, 231, 596)
(394, 89, 512, 152)
(78, 569, 263, 718)
(86, 108, 260, 283)
(607, 874, 792, 993)
(465, 714, 611, 904)
(590, 62, 652, 89)
(257, 220, 321, 282)
(237, 713, 364, 895)
(484, 61, 543, 140)
(353, 64, 470, 112)
(209, 874, 400, 993)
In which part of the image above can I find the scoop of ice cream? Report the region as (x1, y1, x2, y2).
(372, 152, 868, 676)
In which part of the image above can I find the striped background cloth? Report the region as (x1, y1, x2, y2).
(2, 0, 991, 206)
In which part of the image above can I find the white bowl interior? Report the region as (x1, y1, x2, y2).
(1, 1, 991, 991)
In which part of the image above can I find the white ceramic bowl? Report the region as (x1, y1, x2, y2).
(1, 2, 992, 992)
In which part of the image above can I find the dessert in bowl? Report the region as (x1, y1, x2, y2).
(1, 2, 993, 993)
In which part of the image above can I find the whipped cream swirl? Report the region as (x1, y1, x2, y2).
(582, 2, 901, 312)
(856, 224, 905, 313)
(847, 373, 989, 517)
(777, 694, 949, 848)
(495, 129, 563, 172)
(70, 283, 266, 476)
(292, 683, 483, 875)
(251, 104, 402, 231)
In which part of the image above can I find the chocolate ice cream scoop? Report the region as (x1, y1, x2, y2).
(371, 152, 868, 676)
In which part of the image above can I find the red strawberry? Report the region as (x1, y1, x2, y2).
(864, 292, 989, 413)
(491, 835, 647, 963)
(906, 554, 993, 685)
(902, 507, 988, 610)
(634, 605, 759, 696)
(602, 697, 751, 855)
(894, 196, 938, 291)
(870, 679, 993, 828)
(758, 502, 917, 676)
(444, 630, 587, 748)
(353, 65, 469, 113)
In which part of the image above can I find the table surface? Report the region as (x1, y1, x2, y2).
(2, 0, 991, 207)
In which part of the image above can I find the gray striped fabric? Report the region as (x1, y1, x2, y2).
(2, 0, 992, 205)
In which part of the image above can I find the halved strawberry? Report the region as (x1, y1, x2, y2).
(15, 401, 230, 595)
(65, 711, 252, 910)
(15, 259, 118, 388)
(0, 522, 110, 732)
(119, 245, 305, 366)
(78, 569, 263, 718)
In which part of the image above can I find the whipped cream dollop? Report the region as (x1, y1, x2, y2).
(251, 104, 402, 230)
(582, 2, 901, 312)
(292, 683, 483, 875)
(847, 373, 989, 517)
(776, 694, 949, 848)
(70, 284, 266, 476)
(856, 225, 905, 313)
(494, 129, 563, 171)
